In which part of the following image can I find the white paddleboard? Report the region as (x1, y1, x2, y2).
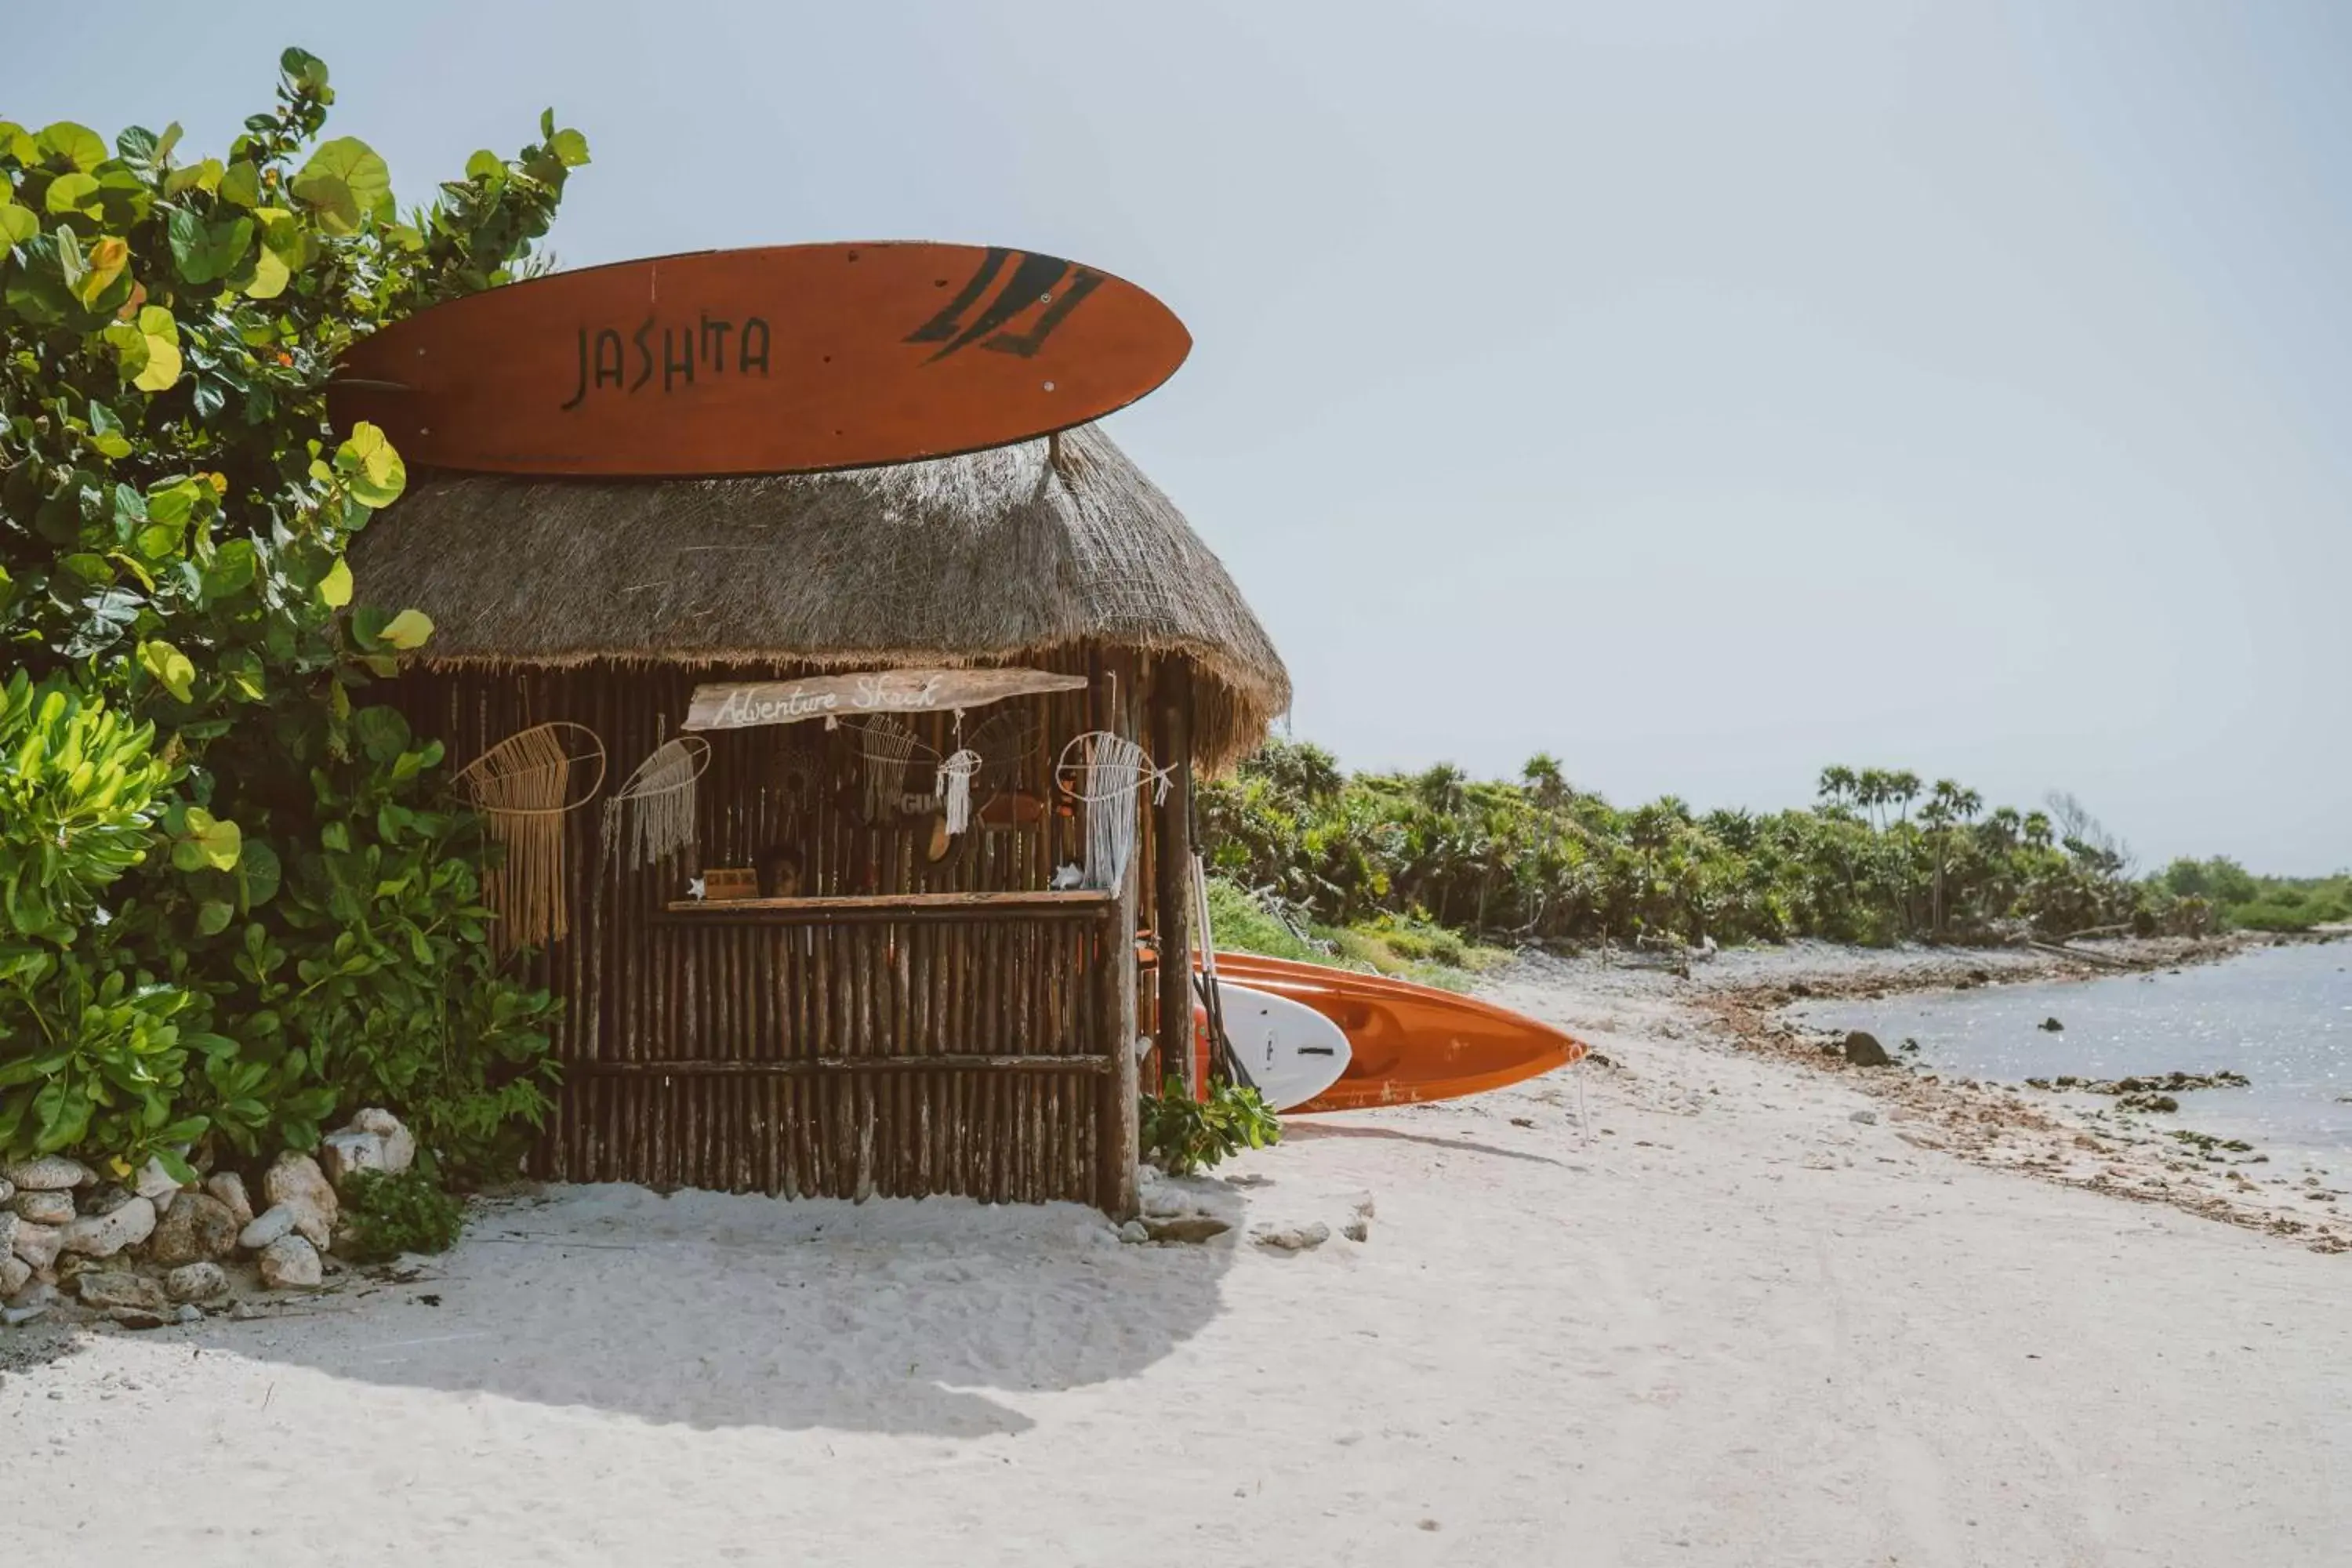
(1210, 981, 1352, 1112)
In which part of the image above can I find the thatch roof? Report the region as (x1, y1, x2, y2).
(347, 423, 1289, 769)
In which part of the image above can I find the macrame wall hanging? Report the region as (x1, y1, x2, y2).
(455, 721, 607, 955)
(936, 747, 982, 837)
(844, 714, 992, 841)
(848, 714, 924, 824)
(600, 734, 711, 871)
(964, 704, 1042, 797)
(1054, 730, 1171, 891)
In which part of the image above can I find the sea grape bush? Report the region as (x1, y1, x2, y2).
(1138, 1076, 1281, 1177)
(335, 1167, 466, 1262)
(0, 49, 586, 1181)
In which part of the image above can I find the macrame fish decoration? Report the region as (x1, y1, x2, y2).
(601, 735, 709, 871)
(1057, 731, 1171, 892)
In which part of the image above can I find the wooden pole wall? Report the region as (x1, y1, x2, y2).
(1152, 662, 1194, 1098)
(1097, 650, 1142, 1219)
(394, 646, 1178, 1214)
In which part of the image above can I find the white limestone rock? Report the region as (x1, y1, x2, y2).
(205, 1172, 254, 1229)
(256, 1233, 322, 1290)
(1, 1254, 28, 1298)
(75, 1270, 169, 1313)
(1249, 1220, 1331, 1253)
(135, 1156, 185, 1214)
(147, 1192, 241, 1266)
(319, 1128, 390, 1186)
(3, 1156, 93, 1191)
(12, 1221, 63, 1271)
(60, 1195, 154, 1259)
(262, 1153, 338, 1247)
(238, 1203, 298, 1251)
(11, 1189, 74, 1225)
(164, 1261, 231, 1305)
(325, 1109, 419, 1179)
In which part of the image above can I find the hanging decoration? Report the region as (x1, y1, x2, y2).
(681, 666, 1086, 731)
(455, 721, 607, 953)
(848, 714, 924, 824)
(964, 703, 1043, 796)
(600, 735, 711, 871)
(937, 749, 982, 837)
(1054, 731, 1171, 892)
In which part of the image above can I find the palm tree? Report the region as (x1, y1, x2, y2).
(1522, 753, 1571, 811)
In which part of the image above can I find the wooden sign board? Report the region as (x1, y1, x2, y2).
(329, 243, 1190, 477)
(681, 667, 1087, 732)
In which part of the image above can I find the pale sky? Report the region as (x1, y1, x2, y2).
(13, 2, 2349, 873)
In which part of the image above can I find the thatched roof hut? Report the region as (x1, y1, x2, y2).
(350, 423, 1287, 771)
(354, 422, 1283, 1219)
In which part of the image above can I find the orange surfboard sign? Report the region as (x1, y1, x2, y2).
(328, 243, 1190, 477)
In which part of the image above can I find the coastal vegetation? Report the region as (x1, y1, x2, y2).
(2154, 859, 2351, 933)
(1196, 739, 2313, 964)
(0, 52, 584, 1189)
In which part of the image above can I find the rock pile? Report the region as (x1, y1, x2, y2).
(2, 1107, 416, 1330)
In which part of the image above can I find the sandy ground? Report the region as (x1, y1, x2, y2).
(6, 942, 2349, 1567)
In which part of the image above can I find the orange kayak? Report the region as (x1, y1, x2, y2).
(1198, 952, 1585, 1113)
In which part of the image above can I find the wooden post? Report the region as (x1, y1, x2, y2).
(1152, 661, 1194, 1098)
(1098, 650, 1142, 1220)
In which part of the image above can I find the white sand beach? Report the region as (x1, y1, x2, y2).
(7, 946, 2348, 1567)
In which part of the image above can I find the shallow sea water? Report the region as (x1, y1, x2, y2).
(1800, 939, 2352, 1180)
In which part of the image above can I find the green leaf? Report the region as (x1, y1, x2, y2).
(137, 638, 196, 702)
(146, 477, 203, 526)
(219, 161, 262, 208)
(292, 137, 391, 234)
(352, 705, 412, 763)
(237, 838, 281, 909)
(44, 172, 103, 219)
(319, 557, 354, 608)
(281, 47, 332, 92)
(0, 200, 38, 245)
(379, 608, 434, 651)
(550, 129, 591, 168)
(37, 121, 107, 172)
(163, 158, 223, 198)
(464, 149, 503, 183)
(336, 422, 406, 508)
(133, 340, 183, 393)
(243, 245, 290, 299)
(184, 807, 241, 872)
(197, 899, 235, 936)
(204, 538, 258, 597)
(165, 209, 251, 285)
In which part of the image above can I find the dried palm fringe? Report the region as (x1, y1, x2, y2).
(462, 722, 604, 956)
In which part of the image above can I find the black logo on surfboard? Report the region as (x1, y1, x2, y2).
(905, 249, 1105, 362)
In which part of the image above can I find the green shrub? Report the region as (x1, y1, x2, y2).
(1138, 1075, 1279, 1177)
(0, 52, 579, 1181)
(1202, 877, 1321, 963)
(336, 1167, 464, 1261)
